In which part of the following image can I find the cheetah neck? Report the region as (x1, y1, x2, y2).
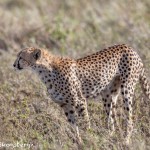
(31, 51, 60, 89)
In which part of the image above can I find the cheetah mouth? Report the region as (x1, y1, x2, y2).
(14, 67, 23, 71)
(17, 61, 23, 70)
(14, 65, 23, 71)
(18, 67, 23, 70)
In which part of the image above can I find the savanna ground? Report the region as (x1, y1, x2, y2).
(0, 0, 150, 149)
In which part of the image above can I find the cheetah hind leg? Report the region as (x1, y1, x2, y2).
(120, 76, 139, 145)
(101, 75, 121, 134)
(120, 82, 135, 145)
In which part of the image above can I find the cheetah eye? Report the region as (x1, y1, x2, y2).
(17, 51, 22, 57)
(19, 57, 28, 63)
(19, 57, 23, 61)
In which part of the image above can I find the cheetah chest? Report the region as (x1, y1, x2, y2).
(47, 85, 64, 103)
(39, 72, 64, 103)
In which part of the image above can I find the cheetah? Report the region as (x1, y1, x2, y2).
(13, 44, 150, 144)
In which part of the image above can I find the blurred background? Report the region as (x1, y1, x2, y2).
(0, 0, 149, 149)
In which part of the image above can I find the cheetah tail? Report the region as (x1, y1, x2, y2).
(139, 68, 150, 99)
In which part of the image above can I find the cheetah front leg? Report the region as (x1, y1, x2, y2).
(76, 99, 91, 130)
(61, 103, 82, 143)
(76, 90, 90, 130)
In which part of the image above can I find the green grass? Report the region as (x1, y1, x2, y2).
(0, 0, 150, 149)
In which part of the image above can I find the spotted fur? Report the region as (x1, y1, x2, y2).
(13, 44, 150, 144)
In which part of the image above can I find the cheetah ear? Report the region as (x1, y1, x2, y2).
(33, 49, 41, 60)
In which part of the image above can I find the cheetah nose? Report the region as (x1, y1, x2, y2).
(13, 64, 16, 67)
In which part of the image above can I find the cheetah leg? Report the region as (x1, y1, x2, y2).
(101, 75, 120, 133)
(61, 104, 82, 143)
(101, 91, 120, 133)
(111, 91, 120, 130)
(120, 82, 136, 144)
(101, 93, 114, 132)
(76, 98, 91, 130)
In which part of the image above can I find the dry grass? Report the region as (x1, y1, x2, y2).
(0, 0, 150, 149)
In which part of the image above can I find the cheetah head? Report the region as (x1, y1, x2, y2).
(13, 47, 41, 70)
